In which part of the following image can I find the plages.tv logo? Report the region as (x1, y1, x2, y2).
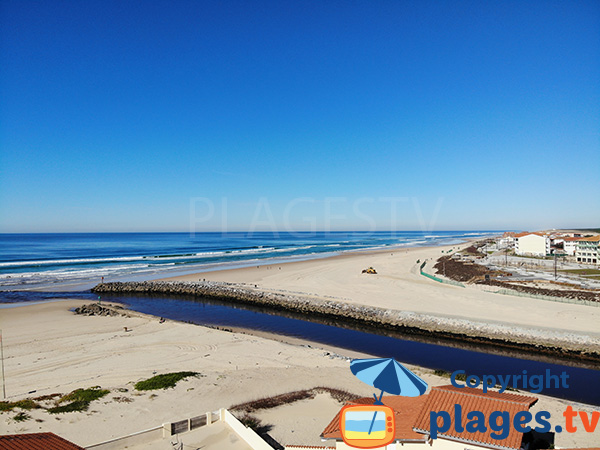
(338, 360, 599, 449)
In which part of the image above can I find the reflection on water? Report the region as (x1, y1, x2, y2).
(2, 290, 599, 405)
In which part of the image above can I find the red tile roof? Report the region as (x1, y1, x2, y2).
(0, 433, 84, 450)
(322, 386, 538, 449)
(321, 395, 428, 442)
(413, 385, 538, 450)
(515, 231, 548, 238)
(578, 236, 600, 242)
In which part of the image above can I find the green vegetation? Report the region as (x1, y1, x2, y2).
(48, 401, 90, 414)
(560, 268, 600, 276)
(134, 371, 200, 391)
(48, 387, 109, 414)
(13, 411, 31, 422)
(59, 387, 109, 404)
(0, 398, 40, 412)
(1, 387, 110, 416)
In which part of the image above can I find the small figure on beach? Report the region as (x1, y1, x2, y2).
(159, 317, 165, 324)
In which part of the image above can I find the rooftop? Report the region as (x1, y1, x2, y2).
(578, 236, 600, 242)
(0, 433, 84, 450)
(322, 385, 539, 450)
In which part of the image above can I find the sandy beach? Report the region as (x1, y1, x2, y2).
(0, 299, 598, 448)
(161, 243, 600, 349)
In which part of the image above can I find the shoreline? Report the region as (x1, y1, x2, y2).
(92, 280, 600, 365)
(0, 235, 487, 293)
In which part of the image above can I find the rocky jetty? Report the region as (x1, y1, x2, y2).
(92, 281, 600, 364)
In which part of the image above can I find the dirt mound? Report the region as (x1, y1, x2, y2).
(433, 256, 495, 282)
(434, 256, 599, 303)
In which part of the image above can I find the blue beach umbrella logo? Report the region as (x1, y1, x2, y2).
(350, 357, 428, 403)
(342, 358, 428, 446)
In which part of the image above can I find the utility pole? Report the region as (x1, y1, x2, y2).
(1, 330, 5, 399)
(554, 253, 557, 281)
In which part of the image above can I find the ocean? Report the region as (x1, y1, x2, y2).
(0, 231, 492, 291)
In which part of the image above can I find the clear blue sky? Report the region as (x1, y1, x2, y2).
(1, 0, 598, 232)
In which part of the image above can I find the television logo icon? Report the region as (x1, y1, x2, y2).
(339, 404, 395, 449)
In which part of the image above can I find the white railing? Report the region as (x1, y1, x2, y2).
(85, 408, 274, 450)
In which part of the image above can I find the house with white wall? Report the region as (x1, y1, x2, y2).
(515, 232, 550, 257)
(497, 232, 518, 249)
(562, 237, 579, 256)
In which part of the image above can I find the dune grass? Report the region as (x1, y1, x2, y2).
(134, 371, 200, 391)
(48, 387, 109, 414)
(0, 398, 40, 412)
(12, 411, 31, 422)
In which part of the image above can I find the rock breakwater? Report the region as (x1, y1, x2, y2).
(92, 281, 600, 364)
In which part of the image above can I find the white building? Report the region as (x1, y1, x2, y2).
(497, 231, 517, 249)
(563, 237, 579, 256)
(515, 232, 550, 257)
(576, 236, 600, 265)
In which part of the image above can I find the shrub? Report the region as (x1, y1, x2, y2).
(13, 412, 31, 422)
(0, 399, 40, 412)
(48, 401, 90, 414)
(134, 372, 199, 391)
(48, 387, 110, 414)
(59, 387, 109, 404)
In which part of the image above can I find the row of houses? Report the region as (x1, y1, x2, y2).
(499, 231, 600, 265)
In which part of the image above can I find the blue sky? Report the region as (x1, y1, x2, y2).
(1, 0, 598, 232)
